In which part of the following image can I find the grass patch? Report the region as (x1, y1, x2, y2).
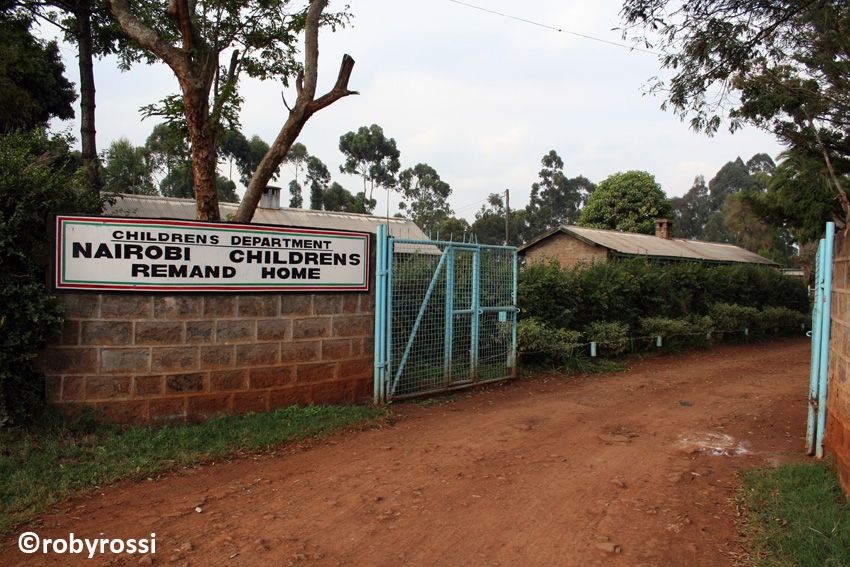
(0, 404, 385, 537)
(740, 461, 850, 566)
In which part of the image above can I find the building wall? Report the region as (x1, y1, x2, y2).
(826, 230, 850, 491)
(522, 233, 609, 268)
(38, 292, 374, 424)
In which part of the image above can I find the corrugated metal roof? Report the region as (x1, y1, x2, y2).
(105, 194, 429, 239)
(519, 225, 778, 266)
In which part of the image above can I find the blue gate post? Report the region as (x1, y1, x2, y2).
(509, 249, 518, 376)
(470, 248, 481, 380)
(816, 221, 836, 458)
(373, 225, 388, 404)
(443, 247, 455, 385)
(806, 238, 825, 454)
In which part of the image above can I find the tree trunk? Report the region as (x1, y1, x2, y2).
(76, 1, 101, 195)
(183, 86, 220, 221)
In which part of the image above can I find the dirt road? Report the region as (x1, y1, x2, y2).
(6, 339, 810, 566)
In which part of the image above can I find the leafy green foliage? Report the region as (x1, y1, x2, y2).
(338, 124, 400, 202)
(525, 150, 594, 236)
(398, 163, 453, 233)
(306, 155, 329, 210)
(578, 171, 672, 234)
(0, 130, 102, 424)
(517, 318, 583, 363)
(518, 259, 808, 363)
(0, 8, 76, 133)
(470, 193, 527, 245)
(584, 321, 629, 355)
(102, 138, 157, 195)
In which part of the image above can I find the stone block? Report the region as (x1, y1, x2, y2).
(97, 400, 147, 424)
(338, 357, 373, 380)
(293, 318, 331, 340)
(149, 397, 186, 423)
(100, 348, 150, 374)
(61, 294, 99, 318)
(151, 347, 198, 372)
(257, 319, 291, 341)
(62, 376, 85, 401)
(342, 295, 359, 314)
(296, 362, 337, 384)
(313, 296, 342, 315)
(280, 341, 321, 364)
(360, 293, 375, 313)
(81, 321, 132, 346)
(200, 345, 235, 369)
(210, 369, 248, 392)
(187, 394, 232, 421)
(101, 296, 153, 319)
(203, 296, 236, 317)
(249, 366, 295, 389)
(165, 372, 206, 394)
(236, 343, 280, 366)
(216, 320, 255, 343)
(135, 321, 184, 345)
(233, 391, 269, 414)
(154, 296, 203, 319)
(280, 296, 311, 316)
(44, 376, 62, 402)
(311, 379, 355, 404)
(332, 314, 373, 337)
(269, 386, 311, 409)
(134, 375, 164, 397)
(61, 320, 80, 345)
(185, 321, 214, 343)
(40, 348, 98, 374)
(238, 296, 280, 317)
(86, 376, 132, 400)
(322, 339, 352, 360)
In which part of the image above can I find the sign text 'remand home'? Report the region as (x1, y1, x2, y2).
(53, 216, 370, 293)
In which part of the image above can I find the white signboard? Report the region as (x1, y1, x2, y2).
(54, 215, 370, 293)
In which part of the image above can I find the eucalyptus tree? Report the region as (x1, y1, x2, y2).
(338, 124, 400, 202)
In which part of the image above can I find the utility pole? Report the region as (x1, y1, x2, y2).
(504, 188, 510, 245)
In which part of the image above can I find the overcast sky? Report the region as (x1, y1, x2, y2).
(50, 0, 783, 221)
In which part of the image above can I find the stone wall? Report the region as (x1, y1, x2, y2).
(826, 229, 850, 491)
(39, 292, 374, 424)
(523, 233, 609, 268)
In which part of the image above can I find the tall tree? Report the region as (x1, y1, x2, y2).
(620, 0, 850, 222)
(397, 163, 452, 233)
(470, 193, 527, 246)
(338, 124, 400, 202)
(306, 155, 329, 210)
(283, 142, 308, 208)
(102, 138, 157, 195)
(671, 175, 710, 239)
(105, 0, 357, 221)
(288, 179, 303, 208)
(525, 150, 594, 236)
(0, 7, 75, 133)
(578, 171, 673, 234)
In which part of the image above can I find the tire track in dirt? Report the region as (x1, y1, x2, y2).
(4, 338, 809, 566)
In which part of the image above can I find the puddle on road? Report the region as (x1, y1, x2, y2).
(675, 432, 749, 456)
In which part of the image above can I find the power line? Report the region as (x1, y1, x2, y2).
(447, 0, 659, 56)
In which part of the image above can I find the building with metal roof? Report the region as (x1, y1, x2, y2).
(104, 192, 429, 240)
(518, 220, 778, 268)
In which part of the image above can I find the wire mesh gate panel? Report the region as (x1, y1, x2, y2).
(373, 226, 517, 402)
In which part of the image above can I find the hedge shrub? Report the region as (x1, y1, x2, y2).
(518, 259, 809, 364)
(0, 130, 102, 424)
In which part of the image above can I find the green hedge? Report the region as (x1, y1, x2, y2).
(518, 259, 809, 364)
(0, 130, 102, 424)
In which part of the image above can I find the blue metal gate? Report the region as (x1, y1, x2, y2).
(807, 221, 835, 458)
(373, 226, 518, 402)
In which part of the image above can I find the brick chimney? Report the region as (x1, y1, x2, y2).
(655, 218, 673, 240)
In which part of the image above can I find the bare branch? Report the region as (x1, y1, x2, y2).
(106, 0, 188, 74)
(309, 54, 359, 113)
(301, 0, 328, 98)
(281, 91, 293, 112)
